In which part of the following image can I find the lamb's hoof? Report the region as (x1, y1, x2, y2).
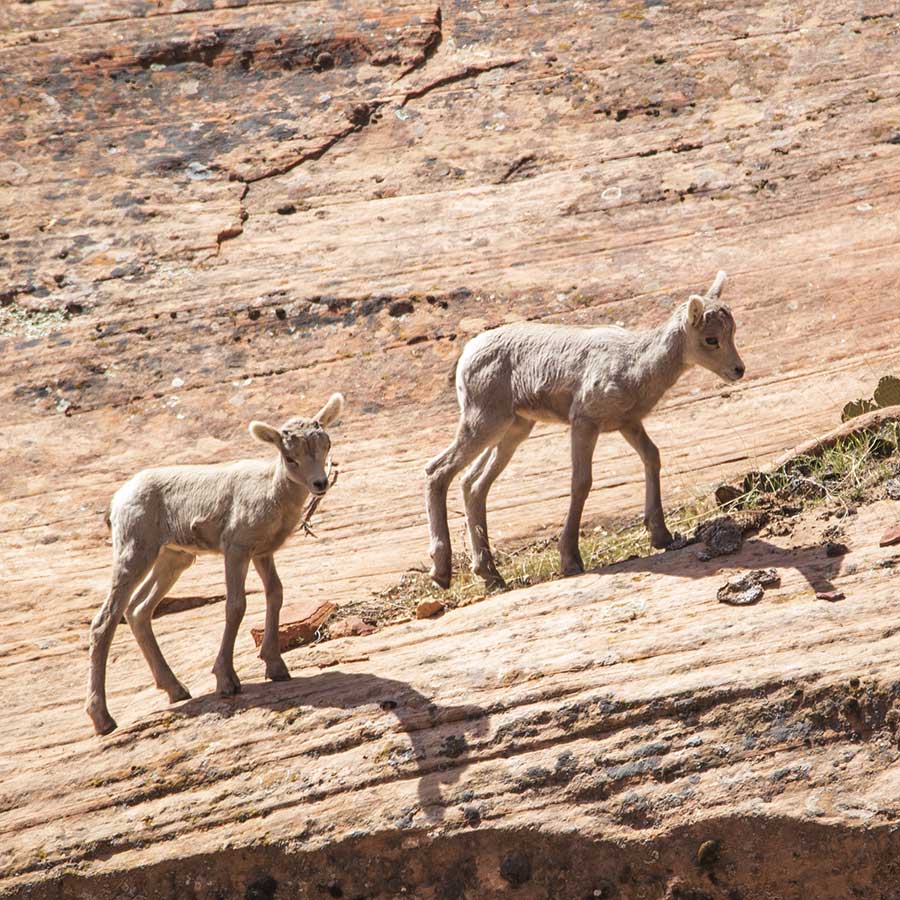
(650, 530, 674, 550)
(167, 683, 192, 704)
(560, 560, 585, 578)
(477, 568, 507, 591)
(430, 566, 451, 590)
(216, 673, 242, 697)
(92, 714, 117, 736)
(265, 661, 291, 682)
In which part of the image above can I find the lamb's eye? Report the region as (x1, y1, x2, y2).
(287, 458, 298, 467)
(705, 337, 719, 348)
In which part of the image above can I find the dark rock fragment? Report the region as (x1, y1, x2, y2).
(717, 569, 780, 606)
(696, 839, 720, 868)
(500, 851, 532, 887)
(388, 299, 414, 317)
(315, 51, 335, 71)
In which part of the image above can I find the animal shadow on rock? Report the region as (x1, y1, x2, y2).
(172, 671, 490, 822)
(606, 536, 846, 596)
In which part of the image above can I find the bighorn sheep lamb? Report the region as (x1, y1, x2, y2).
(425, 273, 744, 589)
(85, 393, 344, 735)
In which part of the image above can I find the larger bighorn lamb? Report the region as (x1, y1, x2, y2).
(85, 393, 344, 735)
(425, 273, 744, 589)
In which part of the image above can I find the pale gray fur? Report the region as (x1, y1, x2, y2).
(425, 273, 744, 589)
(85, 393, 344, 736)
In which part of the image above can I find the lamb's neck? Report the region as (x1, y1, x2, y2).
(632, 310, 688, 407)
(271, 457, 310, 510)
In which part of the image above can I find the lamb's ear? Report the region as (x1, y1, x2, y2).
(314, 392, 344, 428)
(687, 295, 705, 327)
(249, 420, 283, 448)
(706, 270, 726, 300)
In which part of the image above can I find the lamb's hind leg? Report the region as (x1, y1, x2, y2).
(86, 542, 158, 735)
(425, 415, 513, 589)
(620, 421, 672, 549)
(125, 548, 195, 704)
(560, 418, 600, 576)
(462, 416, 534, 589)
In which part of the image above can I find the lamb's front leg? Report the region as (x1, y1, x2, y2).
(213, 548, 250, 696)
(620, 421, 673, 549)
(560, 418, 600, 576)
(253, 554, 290, 682)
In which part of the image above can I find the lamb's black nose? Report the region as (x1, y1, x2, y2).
(312, 479, 328, 493)
(734, 364, 745, 379)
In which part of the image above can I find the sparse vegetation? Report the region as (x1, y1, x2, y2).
(737, 419, 900, 511)
(841, 374, 900, 422)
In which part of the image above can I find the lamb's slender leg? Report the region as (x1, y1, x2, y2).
(460, 446, 495, 506)
(620, 421, 672, 549)
(461, 445, 497, 576)
(253, 554, 290, 682)
(212, 548, 251, 696)
(425, 415, 513, 589)
(125, 548, 195, 704)
(559, 418, 600, 576)
(462, 416, 534, 589)
(85, 542, 158, 735)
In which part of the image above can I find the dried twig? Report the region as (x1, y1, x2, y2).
(299, 460, 339, 537)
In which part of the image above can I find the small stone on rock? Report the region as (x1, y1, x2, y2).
(696, 839, 720, 868)
(717, 569, 780, 606)
(718, 582, 763, 606)
(886, 479, 900, 500)
(276, 203, 296, 215)
(816, 590, 845, 602)
(250, 600, 335, 651)
(880, 524, 900, 548)
(500, 851, 532, 887)
(315, 51, 335, 70)
(416, 599, 445, 619)
(346, 102, 371, 126)
(329, 615, 376, 639)
(388, 299, 415, 317)
(695, 515, 743, 559)
(825, 542, 849, 557)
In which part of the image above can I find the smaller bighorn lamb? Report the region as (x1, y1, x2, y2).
(85, 393, 344, 735)
(425, 273, 744, 589)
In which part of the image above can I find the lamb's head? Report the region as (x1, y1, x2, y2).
(682, 271, 745, 383)
(249, 393, 344, 494)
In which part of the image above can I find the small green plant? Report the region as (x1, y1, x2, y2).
(842, 375, 900, 422)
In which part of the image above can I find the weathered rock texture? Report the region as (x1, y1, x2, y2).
(2, 0, 900, 897)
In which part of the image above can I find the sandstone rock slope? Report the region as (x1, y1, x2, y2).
(2, 0, 900, 897)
